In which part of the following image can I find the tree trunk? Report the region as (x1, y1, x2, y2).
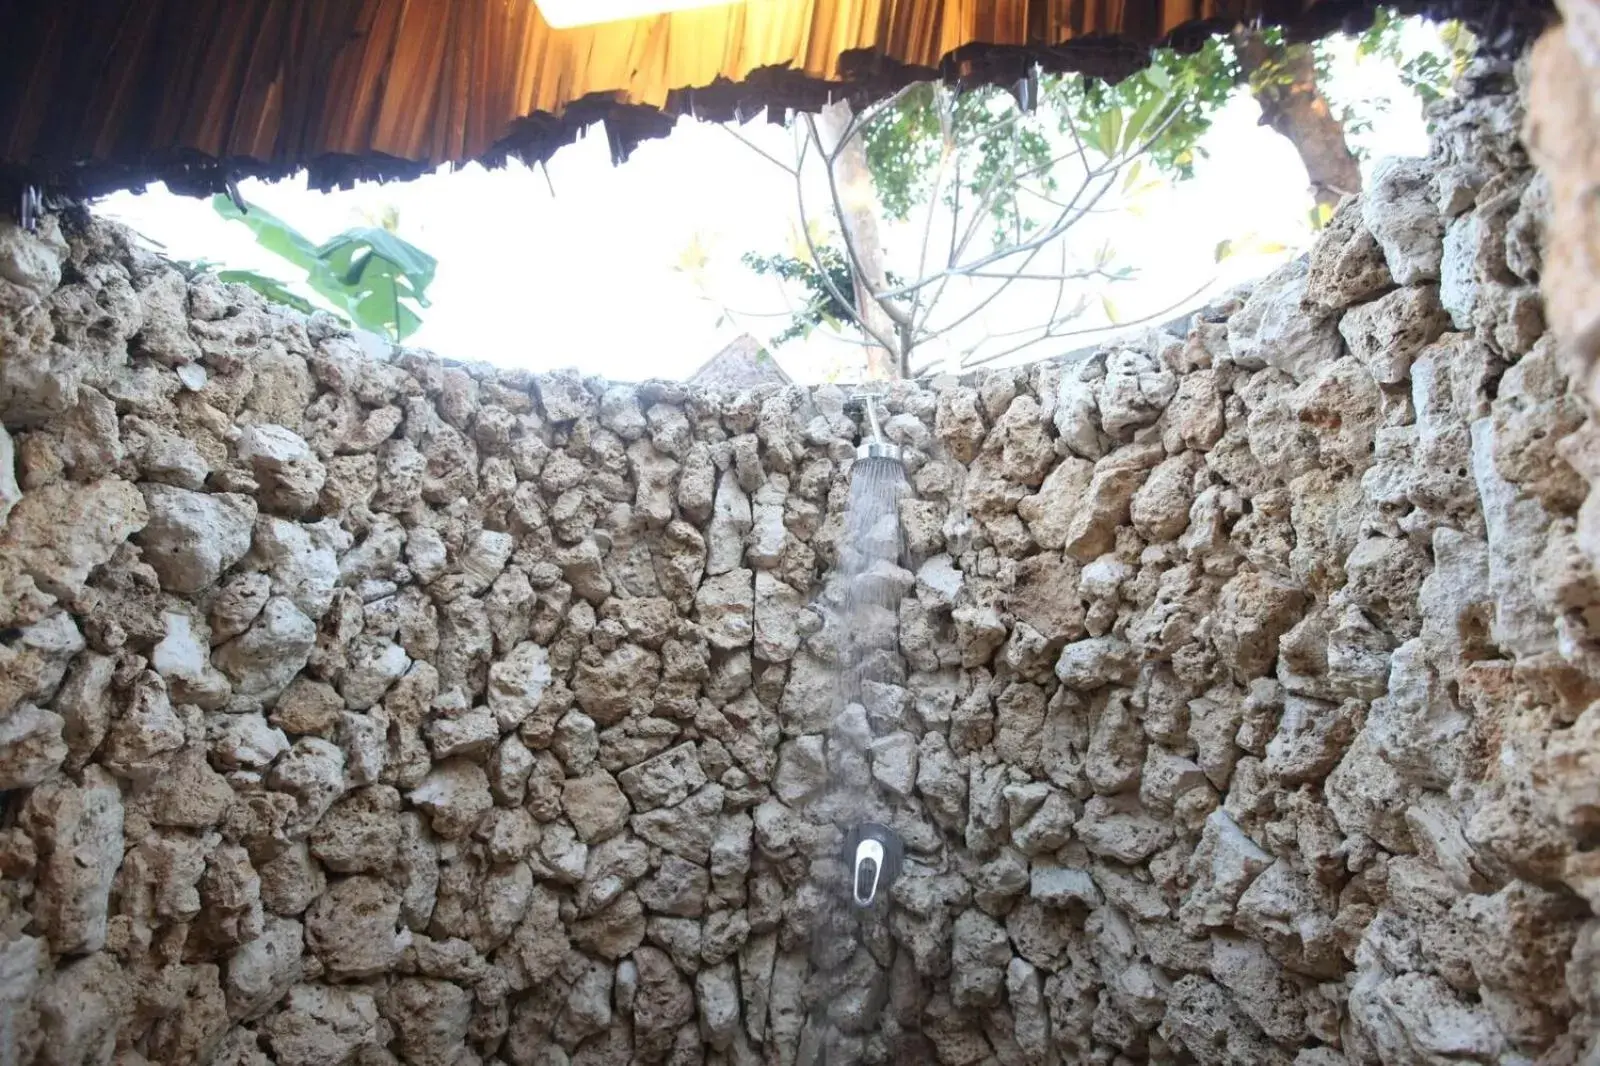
(815, 100, 902, 379)
(1234, 31, 1363, 216)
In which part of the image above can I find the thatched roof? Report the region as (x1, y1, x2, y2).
(0, 0, 1551, 202)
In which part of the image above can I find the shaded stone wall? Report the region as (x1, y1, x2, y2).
(2, 56, 1598, 1066)
(1527, 0, 1600, 631)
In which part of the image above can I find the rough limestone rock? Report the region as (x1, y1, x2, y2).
(0, 422, 19, 525)
(574, 643, 660, 725)
(237, 424, 327, 516)
(0, 478, 147, 610)
(1099, 347, 1178, 437)
(213, 596, 317, 705)
(138, 485, 257, 594)
(252, 516, 344, 621)
(0, 703, 68, 789)
(23, 770, 123, 954)
(563, 771, 631, 842)
(618, 743, 707, 813)
(337, 637, 410, 711)
(1, 82, 1592, 1065)
(695, 568, 755, 651)
(266, 737, 347, 838)
(408, 760, 492, 841)
(226, 916, 305, 1021)
(261, 985, 387, 1066)
(1227, 259, 1345, 381)
(1062, 448, 1157, 562)
(304, 876, 406, 979)
(1338, 284, 1452, 385)
(1303, 194, 1395, 311)
(1364, 156, 1447, 285)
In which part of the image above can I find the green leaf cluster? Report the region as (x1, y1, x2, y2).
(862, 83, 1056, 240)
(1069, 39, 1236, 180)
(741, 245, 905, 346)
(860, 6, 1469, 215)
(1354, 7, 1475, 106)
(743, 7, 1473, 366)
(860, 44, 1226, 240)
(207, 195, 436, 341)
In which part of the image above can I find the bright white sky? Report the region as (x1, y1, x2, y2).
(97, 28, 1441, 384)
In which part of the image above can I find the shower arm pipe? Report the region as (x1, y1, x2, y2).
(855, 393, 903, 462)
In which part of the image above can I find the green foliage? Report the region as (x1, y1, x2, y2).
(862, 82, 1056, 237)
(739, 8, 1472, 370)
(860, 44, 1227, 237)
(209, 195, 436, 341)
(859, 84, 950, 224)
(1320, 8, 1474, 160)
(859, 7, 1470, 218)
(741, 245, 904, 347)
(1355, 7, 1475, 106)
(1069, 40, 1236, 180)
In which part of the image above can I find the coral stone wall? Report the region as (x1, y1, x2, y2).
(4, 54, 1600, 1066)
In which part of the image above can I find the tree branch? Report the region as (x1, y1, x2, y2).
(821, 83, 924, 165)
(953, 277, 1216, 371)
(874, 99, 1184, 307)
(938, 90, 1181, 340)
(722, 121, 799, 175)
(720, 76, 1200, 381)
(788, 128, 904, 362)
(908, 89, 957, 343)
(804, 111, 915, 334)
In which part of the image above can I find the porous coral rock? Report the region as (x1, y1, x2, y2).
(137, 484, 256, 594)
(1227, 259, 1344, 381)
(0, 81, 1588, 1064)
(1363, 156, 1447, 286)
(0, 478, 147, 616)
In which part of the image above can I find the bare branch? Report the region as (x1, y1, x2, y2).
(822, 82, 924, 164)
(986, 98, 1186, 242)
(790, 120, 904, 361)
(908, 93, 957, 340)
(803, 112, 915, 332)
(892, 179, 1107, 328)
(722, 121, 799, 175)
(960, 268, 1128, 283)
(949, 120, 1026, 268)
(729, 77, 1197, 380)
(870, 119, 1125, 311)
(1020, 189, 1128, 214)
(713, 304, 818, 318)
(912, 237, 1075, 346)
(954, 278, 1216, 371)
(912, 102, 1038, 334)
(1044, 240, 1072, 349)
(888, 157, 1124, 304)
(948, 149, 963, 269)
(721, 270, 906, 354)
(917, 179, 1135, 345)
(966, 294, 1094, 343)
(911, 256, 1126, 354)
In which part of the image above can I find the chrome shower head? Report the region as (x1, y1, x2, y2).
(855, 392, 902, 463)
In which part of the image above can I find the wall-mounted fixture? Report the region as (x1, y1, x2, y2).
(843, 822, 903, 909)
(535, 0, 746, 29)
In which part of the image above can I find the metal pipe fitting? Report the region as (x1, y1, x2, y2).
(855, 393, 903, 462)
